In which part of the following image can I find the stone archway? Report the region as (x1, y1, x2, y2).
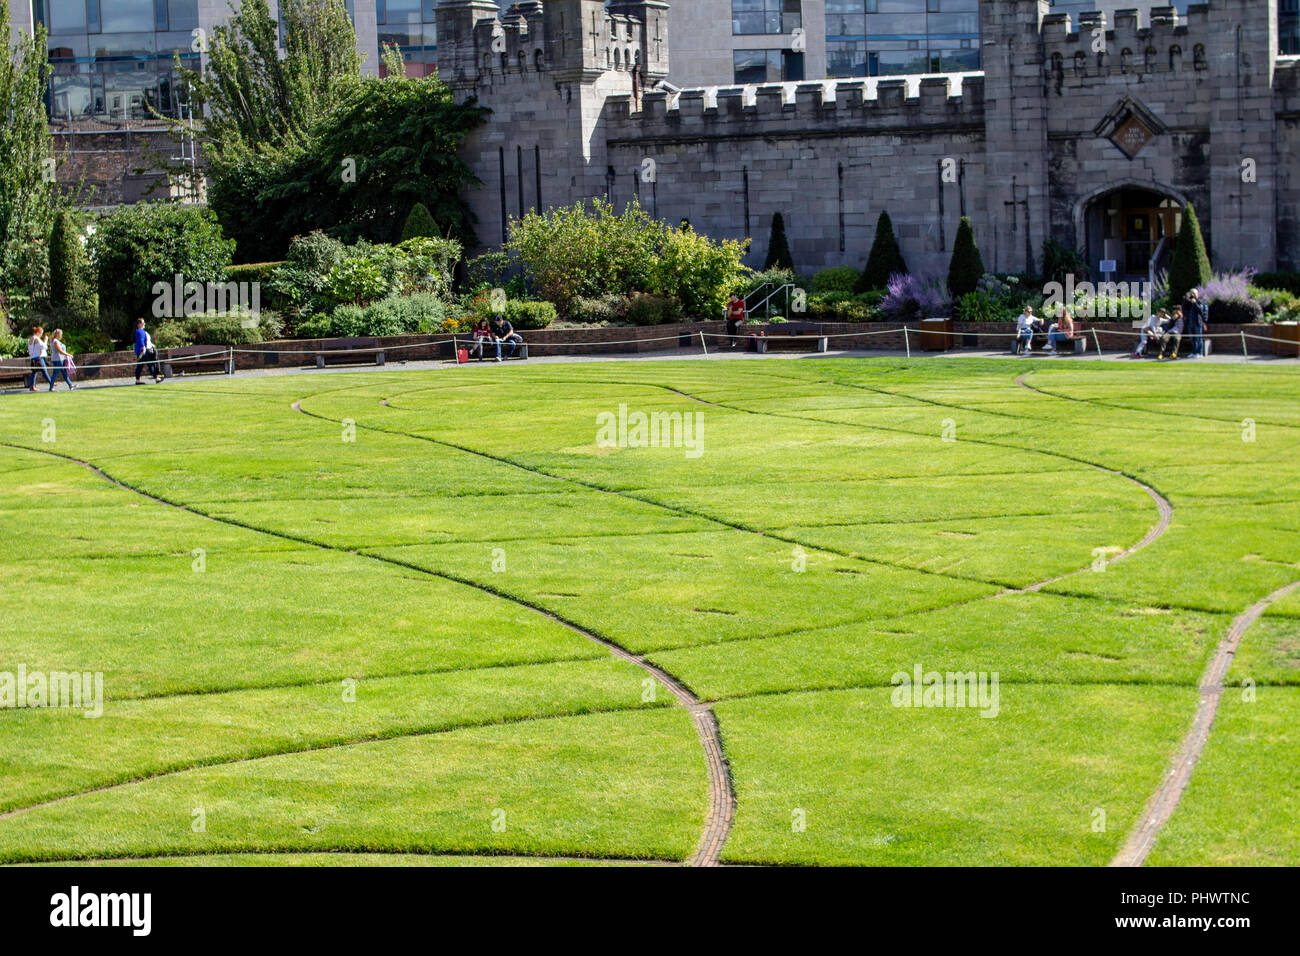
(1073, 181, 1192, 280)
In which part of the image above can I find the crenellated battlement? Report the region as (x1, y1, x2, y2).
(438, 0, 668, 91)
(605, 72, 985, 140)
(1040, 5, 1212, 71)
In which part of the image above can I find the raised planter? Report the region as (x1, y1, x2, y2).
(1272, 322, 1300, 357)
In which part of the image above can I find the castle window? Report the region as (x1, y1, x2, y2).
(1120, 48, 1132, 73)
(1074, 51, 1086, 74)
(1193, 44, 1207, 70)
(535, 49, 544, 71)
(1145, 46, 1157, 72)
(1170, 45, 1182, 71)
(517, 51, 527, 73)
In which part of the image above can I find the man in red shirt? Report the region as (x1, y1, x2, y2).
(725, 293, 746, 349)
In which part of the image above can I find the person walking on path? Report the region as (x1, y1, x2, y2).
(26, 326, 54, 391)
(48, 329, 75, 390)
(133, 318, 162, 384)
(1182, 288, 1209, 358)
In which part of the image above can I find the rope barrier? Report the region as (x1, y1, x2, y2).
(5, 322, 1296, 388)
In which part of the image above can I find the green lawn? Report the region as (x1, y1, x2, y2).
(0, 356, 1296, 866)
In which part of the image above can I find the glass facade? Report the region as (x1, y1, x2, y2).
(732, 0, 802, 37)
(734, 48, 806, 83)
(826, 0, 979, 78)
(40, 0, 201, 121)
(377, 0, 438, 76)
(1283, 0, 1299, 56)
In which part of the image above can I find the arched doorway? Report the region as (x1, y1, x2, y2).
(1079, 186, 1185, 280)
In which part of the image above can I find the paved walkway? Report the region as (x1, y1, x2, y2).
(3, 345, 1296, 395)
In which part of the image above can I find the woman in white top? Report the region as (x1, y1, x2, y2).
(1015, 307, 1036, 355)
(48, 328, 75, 391)
(26, 326, 54, 391)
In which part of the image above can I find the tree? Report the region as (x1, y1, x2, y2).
(648, 224, 750, 318)
(48, 209, 81, 310)
(210, 71, 487, 262)
(857, 211, 909, 292)
(178, 0, 361, 172)
(400, 203, 441, 241)
(763, 212, 794, 272)
(88, 204, 235, 339)
(0, 0, 58, 312)
(947, 216, 985, 298)
(508, 199, 663, 316)
(1166, 203, 1212, 304)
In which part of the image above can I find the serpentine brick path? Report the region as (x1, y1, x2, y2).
(1111, 580, 1300, 867)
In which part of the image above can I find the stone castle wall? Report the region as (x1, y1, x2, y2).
(450, 0, 1298, 274)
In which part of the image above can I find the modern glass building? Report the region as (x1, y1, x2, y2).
(375, 0, 438, 76)
(1283, 0, 1299, 56)
(824, 0, 980, 79)
(38, 0, 203, 123)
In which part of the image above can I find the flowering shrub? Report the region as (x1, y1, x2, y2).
(881, 273, 951, 322)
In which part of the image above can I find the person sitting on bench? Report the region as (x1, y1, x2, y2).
(1134, 309, 1165, 358)
(490, 315, 523, 361)
(1046, 309, 1077, 354)
(468, 318, 495, 362)
(1157, 307, 1185, 361)
(1015, 306, 1036, 354)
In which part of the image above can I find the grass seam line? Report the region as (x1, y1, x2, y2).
(1109, 579, 1300, 868)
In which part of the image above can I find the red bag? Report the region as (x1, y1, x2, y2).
(457, 348, 469, 364)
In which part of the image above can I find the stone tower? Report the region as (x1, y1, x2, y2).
(979, 0, 1052, 275)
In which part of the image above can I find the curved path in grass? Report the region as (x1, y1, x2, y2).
(320, 375, 1178, 865)
(1110, 579, 1300, 867)
(0, 434, 734, 867)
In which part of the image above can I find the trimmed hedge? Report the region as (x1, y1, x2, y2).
(1208, 298, 1265, 325)
(1254, 271, 1300, 295)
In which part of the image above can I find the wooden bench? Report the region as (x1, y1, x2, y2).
(752, 334, 828, 354)
(0, 358, 31, 390)
(314, 337, 385, 368)
(162, 346, 233, 378)
(1011, 332, 1087, 355)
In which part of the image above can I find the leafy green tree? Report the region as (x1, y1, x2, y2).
(648, 224, 750, 318)
(1166, 203, 1213, 304)
(179, 0, 361, 171)
(763, 212, 795, 272)
(508, 199, 663, 316)
(211, 72, 486, 261)
(48, 208, 81, 310)
(0, 0, 58, 313)
(88, 204, 235, 339)
(400, 202, 441, 241)
(947, 216, 985, 299)
(857, 211, 909, 292)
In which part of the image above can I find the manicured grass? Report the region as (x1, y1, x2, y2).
(1147, 689, 1300, 866)
(1, 356, 1297, 866)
